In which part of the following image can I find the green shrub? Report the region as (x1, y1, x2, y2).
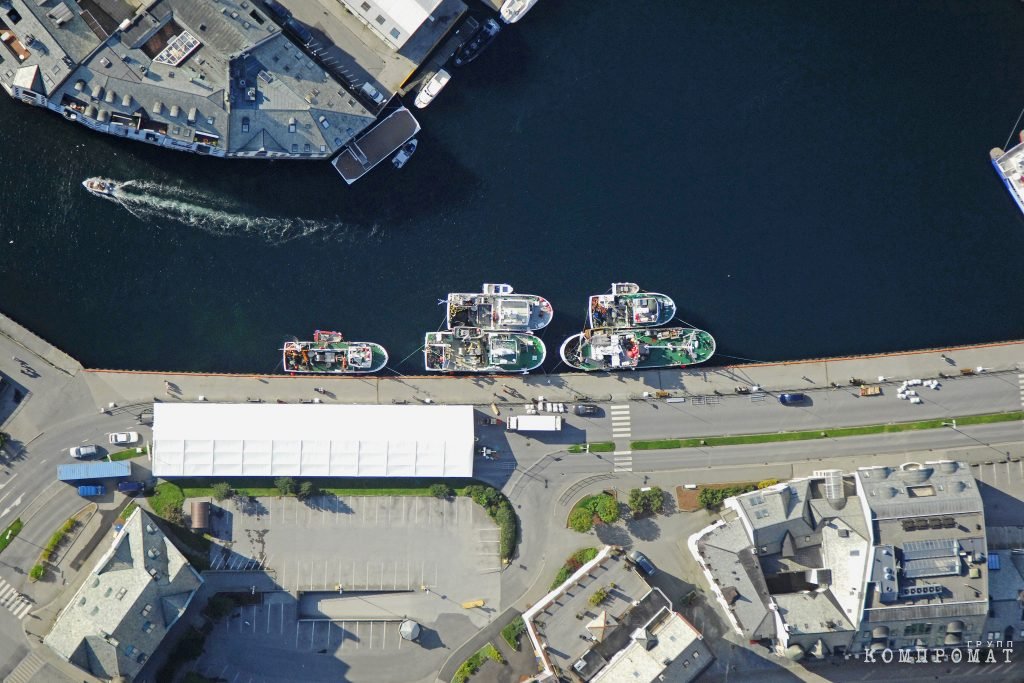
(274, 477, 296, 496)
(211, 482, 233, 501)
(501, 616, 525, 650)
(589, 587, 608, 607)
(429, 483, 453, 499)
(550, 548, 599, 589)
(595, 496, 619, 523)
(28, 564, 44, 581)
(698, 484, 757, 509)
(483, 642, 503, 663)
(494, 503, 517, 560)
(297, 481, 319, 501)
(757, 479, 780, 489)
(628, 488, 664, 517)
(569, 507, 593, 533)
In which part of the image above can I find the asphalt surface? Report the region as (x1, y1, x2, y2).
(1, 311, 1023, 682)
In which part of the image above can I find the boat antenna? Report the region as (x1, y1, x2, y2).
(1006, 102, 1024, 150)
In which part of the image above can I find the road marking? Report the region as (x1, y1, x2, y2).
(0, 493, 24, 521)
(609, 404, 630, 412)
(0, 577, 30, 619)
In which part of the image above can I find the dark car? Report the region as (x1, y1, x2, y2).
(117, 481, 145, 494)
(627, 550, 657, 577)
(574, 404, 598, 416)
(778, 393, 807, 406)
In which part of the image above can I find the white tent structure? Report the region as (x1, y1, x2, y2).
(151, 403, 474, 478)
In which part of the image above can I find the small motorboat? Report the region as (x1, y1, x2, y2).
(414, 69, 451, 109)
(392, 139, 418, 169)
(82, 177, 118, 197)
(453, 18, 501, 67)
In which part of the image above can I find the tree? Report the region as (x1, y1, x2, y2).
(429, 483, 453, 499)
(588, 586, 609, 607)
(164, 506, 185, 525)
(595, 496, 619, 524)
(628, 488, 664, 517)
(297, 481, 319, 501)
(211, 482, 233, 502)
(274, 477, 296, 496)
(569, 507, 593, 533)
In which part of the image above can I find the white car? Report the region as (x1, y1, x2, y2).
(108, 432, 139, 445)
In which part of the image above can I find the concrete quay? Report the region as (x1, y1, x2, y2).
(77, 338, 1024, 411)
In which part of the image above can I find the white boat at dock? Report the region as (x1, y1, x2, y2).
(414, 69, 451, 109)
(392, 139, 417, 169)
(82, 177, 118, 198)
(500, 0, 540, 24)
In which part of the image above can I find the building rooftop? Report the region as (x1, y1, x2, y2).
(591, 607, 711, 683)
(151, 402, 475, 478)
(44, 508, 203, 680)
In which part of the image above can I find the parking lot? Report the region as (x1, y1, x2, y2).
(188, 494, 502, 683)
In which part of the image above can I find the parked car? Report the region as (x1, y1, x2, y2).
(627, 550, 657, 577)
(108, 431, 139, 445)
(69, 445, 100, 459)
(117, 481, 145, 494)
(778, 393, 807, 406)
(573, 404, 598, 416)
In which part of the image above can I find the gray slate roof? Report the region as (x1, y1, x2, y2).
(45, 508, 202, 680)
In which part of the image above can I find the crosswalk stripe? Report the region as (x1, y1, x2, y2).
(0, 588, 18, 604)
(613, 450, 632, 456)
(0, 585, 16, 601)
(611, 416, 631, 422)
(12, 602, 31, 619)
(610, 405, 630, 412)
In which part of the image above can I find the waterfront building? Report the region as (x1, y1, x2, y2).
(44, 508, 203, 681)
(689, 461, 990, 659)
(341, 0, 443, 50)
(522, 546, 713, 682)
(151, 403, 475, 478)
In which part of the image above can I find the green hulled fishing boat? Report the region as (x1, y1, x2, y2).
(283, 330, 388, 374)
(424, 327, 546, 373)
(560, 327, 715, 371)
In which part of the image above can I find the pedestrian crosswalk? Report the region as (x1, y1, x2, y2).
(0, 576, 32, 620)
(613, 450, 633, 472)
(3, 651, 44, 683)
(610, 404, 631, 439)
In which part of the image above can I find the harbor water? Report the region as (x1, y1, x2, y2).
(1, 1, 1023, 374)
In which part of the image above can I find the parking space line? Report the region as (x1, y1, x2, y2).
(369, 621, 373, 649)
(325, 559, 329, 589)
(326, 621, 331, 648)
(309, 561, 314, 590)
(310, 621, 316, 650)
(356, 621, 360, 649)
(394, 561, 398, 589)
(295, 622, 300, 649)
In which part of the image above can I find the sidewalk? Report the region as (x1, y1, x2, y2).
(78, 339, 1024, 410)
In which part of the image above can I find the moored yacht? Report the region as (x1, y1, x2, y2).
(500, 0, 540, 24)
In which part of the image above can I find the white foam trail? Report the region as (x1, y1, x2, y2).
(92, 178, 368, 244)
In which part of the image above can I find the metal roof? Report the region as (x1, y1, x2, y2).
(57, 461, 132, 482)
(151, 403, 474, 478)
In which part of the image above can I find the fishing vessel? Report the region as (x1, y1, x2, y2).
(447, 283, 553, 332)
(453, 18, 500, 66)
(283, 330, 388, 374)
(990, 134, 1024, 216)
(588, 283, 676, 329)
(424, 327, 546, 373)
(560, 327, 715, 371)
(82, 177, 118, 197)
(500, 0, 540, 24)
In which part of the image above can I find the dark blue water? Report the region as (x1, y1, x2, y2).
(1, 1, 1023, 373)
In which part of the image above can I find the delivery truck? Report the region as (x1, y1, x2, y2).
(506, 415, 563, 432)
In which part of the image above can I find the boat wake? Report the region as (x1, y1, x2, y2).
(91, 178, 375, 244)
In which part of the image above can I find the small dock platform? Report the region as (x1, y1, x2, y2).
(990, 140, 1024, 215)
(332, 107, 420, 184)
